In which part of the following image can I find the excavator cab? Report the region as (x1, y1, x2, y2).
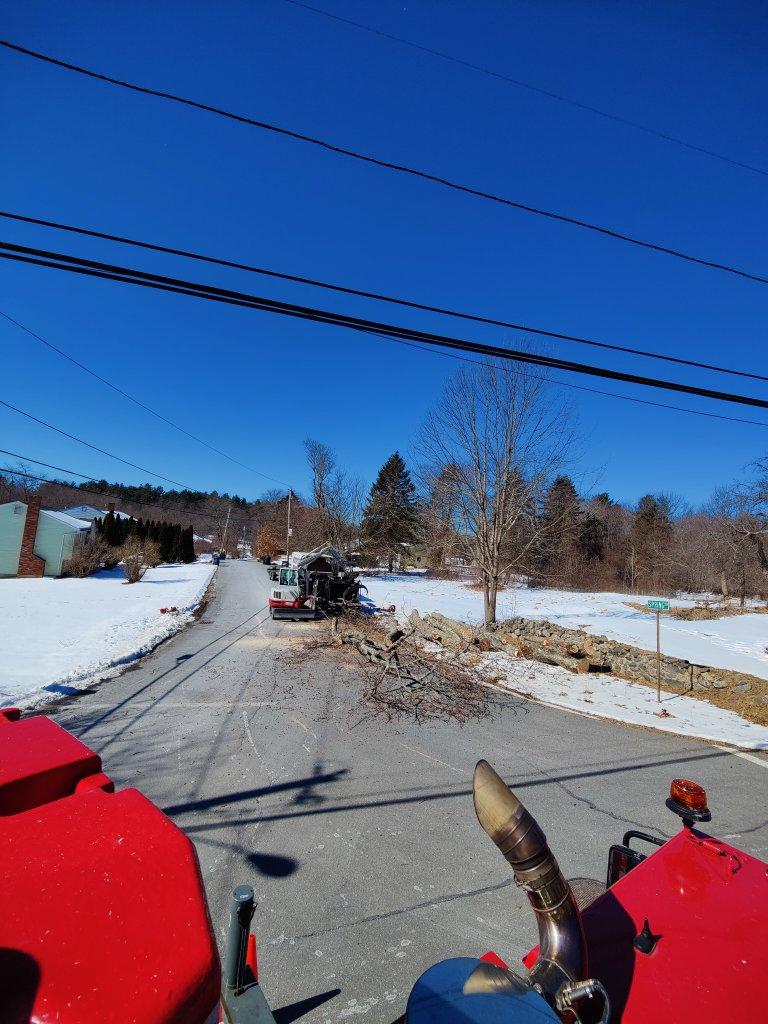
(268, 565, 314, 620)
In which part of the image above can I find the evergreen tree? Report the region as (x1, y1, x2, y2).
(180, 525, 196, 563)
(628, 495, 673, 591)
(361, 452, 421, 571)
(98, 510, 126, 548)
(578, 512, 606, 563)
(158, 522, 174, 563)
(537, 476, 582, 585)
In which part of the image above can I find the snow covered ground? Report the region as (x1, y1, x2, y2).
(0, 562, 216, 706)
(479, 652, 767, 750)
(361, 572, 768, 749)
(363, 573, 768, 681)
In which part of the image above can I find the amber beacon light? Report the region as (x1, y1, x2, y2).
(666, 778, 711, 825)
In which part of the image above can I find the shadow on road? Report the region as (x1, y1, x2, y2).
(274, 988, 341, 1024)
(246, 852, 299, 878)
(162, 768, 349, 816)
(179, 745, 732, 838)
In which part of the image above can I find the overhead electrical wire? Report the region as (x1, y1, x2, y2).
(280, 0, 768, 179)
(2, 237, 767, 414)
(385, 337, 768, 429)
(0, 308, 290, 487)
(2, 38, 768, 287)
(0, 395, 203, 488)
(2, 209, 766, 385)
(0, 450, 265, 524)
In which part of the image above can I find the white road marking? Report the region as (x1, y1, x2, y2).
(714, 744, 768, 768)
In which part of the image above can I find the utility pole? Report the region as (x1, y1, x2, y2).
(221, 503, 232, 555)
(286, 489, 292, 559)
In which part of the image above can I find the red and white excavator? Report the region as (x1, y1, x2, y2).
(268, 546, 364, 621)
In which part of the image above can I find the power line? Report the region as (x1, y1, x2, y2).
(3, 38, 767, 288)
(2, 208, 766, 385)
(385, 337, 768, 429)
(280, 0, 768, 179)
(0, 449, 266, 524)
(5, 223, 758, 430)
(2, 237, 768, 414)
(0, 307, 290, 487)
(0, 396, 198, 489)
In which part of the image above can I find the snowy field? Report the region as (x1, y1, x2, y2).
(363, 574, 768, 681)
(361, 573, 768, 749)
(0, 562, 216, 706)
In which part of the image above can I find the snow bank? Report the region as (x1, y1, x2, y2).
(362, 574, 768, 681)
(0, 562, 216, 706)
(481, 652, 768, 751)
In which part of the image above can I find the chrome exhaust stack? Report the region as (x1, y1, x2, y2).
(473, 760, 587, 1006)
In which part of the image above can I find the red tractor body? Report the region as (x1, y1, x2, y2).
(521, 826, 766, 1022)
(2, 709, 766, 1024)
(0, 709, 220, 1024)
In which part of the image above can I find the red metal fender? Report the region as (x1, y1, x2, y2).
(522, 828, 768, 1023)
(0, 709, 221, 1024)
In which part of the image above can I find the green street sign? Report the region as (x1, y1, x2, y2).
(647, 599, 670, 611)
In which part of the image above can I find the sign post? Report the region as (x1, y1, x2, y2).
(647, 599, 670, 701)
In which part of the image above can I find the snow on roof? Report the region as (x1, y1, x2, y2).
(60, 504, 132, 520)
(59, 504, 105, 519)
(42, 509, 92, 530)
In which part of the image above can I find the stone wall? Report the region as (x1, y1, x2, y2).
(407, 609, 764, 697)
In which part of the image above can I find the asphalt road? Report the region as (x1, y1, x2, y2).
(52, 560, 768, 1024)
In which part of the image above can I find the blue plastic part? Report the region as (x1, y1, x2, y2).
(406, 958, 558, 1024)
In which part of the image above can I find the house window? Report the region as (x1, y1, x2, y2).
(13, 505, 23, 515)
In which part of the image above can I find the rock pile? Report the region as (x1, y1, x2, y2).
(406, 609, 763, 696)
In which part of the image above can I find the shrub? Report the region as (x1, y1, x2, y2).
(64, 534, 112, 578)
(121, 537, 151, 583)
(143, 538, 162, 568)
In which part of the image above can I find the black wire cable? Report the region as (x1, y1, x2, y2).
(385, 336, 768, 429)
(0, 308, 290, 487)
(0, 396, 196, 489)
(3, 228, 761, 428)
(1, 237, 767, 412)
(0, 451, 261, 525)
(2, 209, 765, 385)
(2, 38, 767, 288)
(280, 0, 768, 179)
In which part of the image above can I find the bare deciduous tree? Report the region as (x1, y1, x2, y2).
(305, 437, 363, 555)
(419, 359, 575, 624)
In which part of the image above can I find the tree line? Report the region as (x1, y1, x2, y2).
(95, 512, 196, 564)
(3, 356, 766, 616)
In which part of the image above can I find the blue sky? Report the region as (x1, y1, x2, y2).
(1, 1, 767, 507)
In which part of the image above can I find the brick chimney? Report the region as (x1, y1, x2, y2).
(18, 497, 45, 578)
